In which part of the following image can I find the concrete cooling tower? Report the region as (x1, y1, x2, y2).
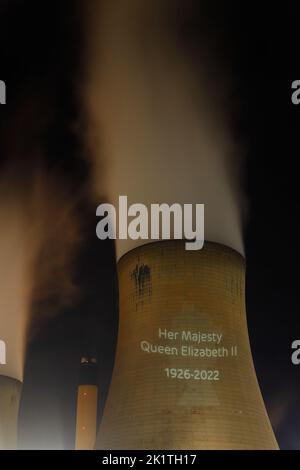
(0, 376, 22, 450)
(85, 0, 279, 450)
(96, 241, 278, 449)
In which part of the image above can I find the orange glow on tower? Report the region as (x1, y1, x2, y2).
(75, 357, 98, 450)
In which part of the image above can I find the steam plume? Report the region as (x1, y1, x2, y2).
(83, 0, 245, 259)
(0, 164, 82, 381)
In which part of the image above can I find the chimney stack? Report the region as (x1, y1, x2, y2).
(75, 357, 98, 450)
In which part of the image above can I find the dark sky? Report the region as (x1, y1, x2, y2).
(0, 0, 300, 449)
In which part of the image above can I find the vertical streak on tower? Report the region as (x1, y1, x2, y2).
(75, 357, 98, 450)
(0, 376, 22, 449)
(97, 241, 278, 449)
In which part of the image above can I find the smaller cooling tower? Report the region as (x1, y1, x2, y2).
(75, 357, 98, 450)
(0, 375, 22, 449)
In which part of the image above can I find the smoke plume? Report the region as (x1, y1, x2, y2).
(0, 164, 83, 381)
(83, 0, 245, 259)
(0, 85, 86, 382)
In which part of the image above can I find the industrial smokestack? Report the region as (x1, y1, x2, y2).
(75, 357, 98, 450)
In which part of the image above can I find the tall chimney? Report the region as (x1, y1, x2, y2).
(75, 357, 98, 450)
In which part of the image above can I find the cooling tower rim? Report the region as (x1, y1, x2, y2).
(117, 239, 245, 264)
(0, 375, 22, 386)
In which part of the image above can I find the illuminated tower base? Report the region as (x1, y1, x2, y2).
(0, 376, 22, 450)
(97, 241, 278, 449)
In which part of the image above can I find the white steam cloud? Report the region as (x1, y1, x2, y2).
(84, 0, 245, 259)
(0, 166, 82, 381)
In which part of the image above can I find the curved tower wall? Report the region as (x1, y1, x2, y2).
(0, 376, 22, 449)
(97, 241, 278, 449)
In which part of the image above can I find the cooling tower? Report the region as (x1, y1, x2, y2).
(75, 357, 98, 450)
(0, 376, 22, 449)
(85, 0, 278, 450)
(97, 240, 278, 449)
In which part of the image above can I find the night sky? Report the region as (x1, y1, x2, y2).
(0, 0, 300, 449)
